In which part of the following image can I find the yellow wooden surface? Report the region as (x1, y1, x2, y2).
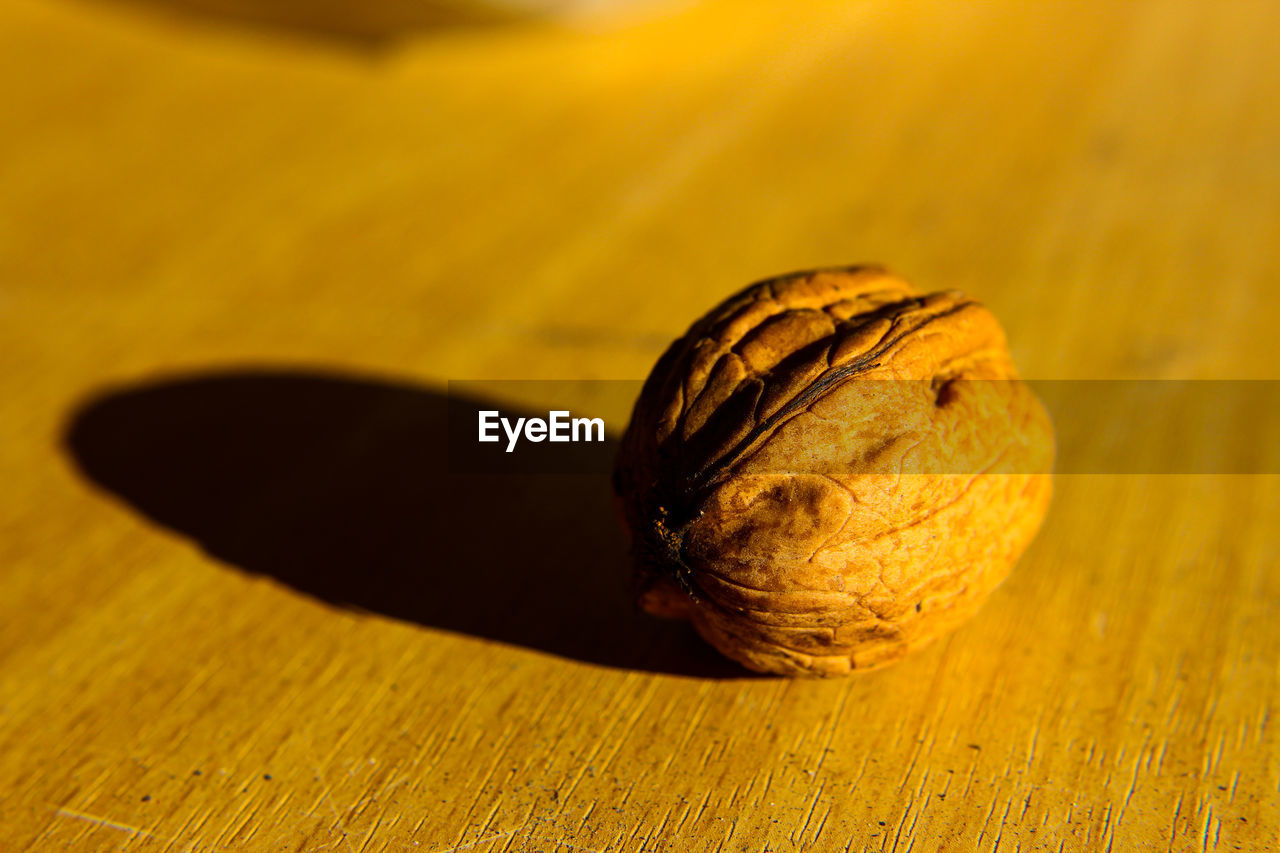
(1, 0, 1278, 850)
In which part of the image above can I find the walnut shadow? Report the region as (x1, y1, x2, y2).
(62, 370, 749, 678)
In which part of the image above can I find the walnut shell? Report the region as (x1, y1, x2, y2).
(613, 266, 1053, 677)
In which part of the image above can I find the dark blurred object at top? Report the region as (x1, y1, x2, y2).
(90, 0, 671, 48)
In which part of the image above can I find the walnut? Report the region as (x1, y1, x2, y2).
(613, 266, 1053, 676)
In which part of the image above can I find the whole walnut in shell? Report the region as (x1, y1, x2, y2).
(613, 267, 1053, 677)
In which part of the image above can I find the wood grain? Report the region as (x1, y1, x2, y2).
(1, 0, 1277, 850)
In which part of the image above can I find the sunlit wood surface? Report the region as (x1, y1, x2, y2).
(1, 0, 1277, 850)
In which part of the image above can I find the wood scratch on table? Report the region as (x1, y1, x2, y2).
(53, 806, 172, 843)
(530, 839, 607, 853)
(431, 830, 514, 853)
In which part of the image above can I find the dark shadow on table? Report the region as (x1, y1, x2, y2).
(84, 0, 539, 50)
(62, 369, 750, 678)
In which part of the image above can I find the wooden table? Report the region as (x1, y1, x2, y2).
(1, 1, 1276, 849)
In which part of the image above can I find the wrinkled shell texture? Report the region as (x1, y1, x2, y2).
(614, 267, 1054, 677)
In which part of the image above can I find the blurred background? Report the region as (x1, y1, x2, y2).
(4, 0, 1277, 394)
